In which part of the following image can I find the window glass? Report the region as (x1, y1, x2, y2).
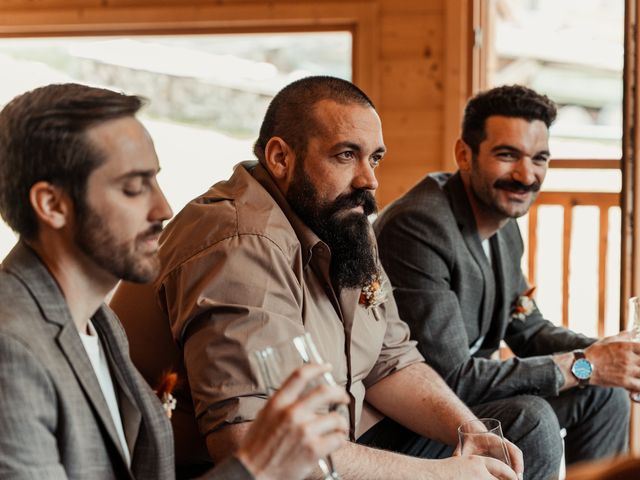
(0, 33, 352, 258)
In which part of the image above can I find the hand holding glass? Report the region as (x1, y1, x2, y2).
(458, 418, 512, 467)
(627, 297, 640, 402)
(253, 333, 344, 480)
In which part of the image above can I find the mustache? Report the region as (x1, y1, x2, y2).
(493, 178, 541, 193)
(137, 223, 164, 241)
(330, 189, 378, 216)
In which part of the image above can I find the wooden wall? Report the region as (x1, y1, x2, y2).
(0, 0, 473, 206)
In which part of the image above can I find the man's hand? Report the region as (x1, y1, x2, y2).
(235, 363, 349, 480)
(504, 439, 524, 480)
(554, 332, 640, 392)
(454, 438, 523, 480)
(584, 334, 640, 392)
(434, 456, 518, 480)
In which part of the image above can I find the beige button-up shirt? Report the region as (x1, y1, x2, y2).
(112, 161, 423, 462)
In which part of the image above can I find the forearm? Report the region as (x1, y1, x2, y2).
(330, 442, 439, 480)
(366, 363, 475, 446)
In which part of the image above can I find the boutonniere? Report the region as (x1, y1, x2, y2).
(155, 371, 178, 419)
(511, 287, 536, 321)
(359, 272, 388, 321)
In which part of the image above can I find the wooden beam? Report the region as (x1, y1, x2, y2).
(442, 0, 472, 171)
(598, 207, 609, 337)
(562, 204, 572, 328)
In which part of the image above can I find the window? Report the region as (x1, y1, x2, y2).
(0, 32, 352, 258)
(477, 0, 624, 336)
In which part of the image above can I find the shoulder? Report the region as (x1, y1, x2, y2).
(157, 165, 300, 278)
(375, 172, 459, 242)
(0, 270, 51, 340)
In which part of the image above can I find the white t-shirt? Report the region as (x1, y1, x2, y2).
(79, 321, 131, 466)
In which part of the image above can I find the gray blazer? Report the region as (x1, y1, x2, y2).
(374, 172, 594, 405)
(0, 243, 175, 479)
(0, 243, 254, 480)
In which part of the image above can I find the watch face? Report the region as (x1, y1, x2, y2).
(572, 358, 593, 380)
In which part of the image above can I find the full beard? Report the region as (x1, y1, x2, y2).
(286, 165, 379, 290)
(74, 207, 162, 284)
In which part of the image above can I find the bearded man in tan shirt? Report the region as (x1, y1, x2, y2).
(111, 76, 525, 479)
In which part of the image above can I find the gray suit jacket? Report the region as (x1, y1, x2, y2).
(374, 172, 595, 405)
(0, 243, 175, 479)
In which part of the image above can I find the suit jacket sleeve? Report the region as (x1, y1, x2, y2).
(0, 334, 68, 479)
(375, 201, 591, 405)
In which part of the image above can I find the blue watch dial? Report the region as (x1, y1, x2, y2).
(572, 358, 593, 380)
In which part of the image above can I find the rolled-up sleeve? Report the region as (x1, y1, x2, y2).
(160, 233, 305, 436)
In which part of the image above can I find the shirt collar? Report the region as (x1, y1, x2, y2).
(249, 161, 328, 267)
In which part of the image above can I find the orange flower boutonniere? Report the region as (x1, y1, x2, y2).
(511, 287, 536, 322)
(155, 371, 178, 419)
(359, 272, 388, 321)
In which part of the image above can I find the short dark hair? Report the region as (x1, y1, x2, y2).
(0, 83, 145, 239)
(461, 85, 557, 154)
(253, 76, 375, 162)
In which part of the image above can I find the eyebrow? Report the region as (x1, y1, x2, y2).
(114, 168, 161, 182)
(491, 144, 551, 157)
(331, 141, 387, 155)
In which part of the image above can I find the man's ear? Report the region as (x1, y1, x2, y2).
(263, 137, 296, 185)
(455, 138, 473, 173)
(29, 181, 72, 230)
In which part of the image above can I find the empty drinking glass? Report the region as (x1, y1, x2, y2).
(458, 418, 512, 467)
(253, 333, 343, 480)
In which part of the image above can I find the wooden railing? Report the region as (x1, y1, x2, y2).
(527, 191, 621, 335)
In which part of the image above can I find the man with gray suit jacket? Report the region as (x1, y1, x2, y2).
(0, 83, 348, 479)
(375, 85, 634, 480)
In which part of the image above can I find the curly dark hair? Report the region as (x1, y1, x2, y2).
(0, 83, 144, 239)
(461, 85, 557, 154)
(253, 75, 375, 162)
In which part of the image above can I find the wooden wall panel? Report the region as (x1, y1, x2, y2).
(0, 0, 464, 207)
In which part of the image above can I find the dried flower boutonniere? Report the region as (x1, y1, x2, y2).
(511, 286, 536, 322)
(155, 371, 178, 419)
(359, 272, 388, 321)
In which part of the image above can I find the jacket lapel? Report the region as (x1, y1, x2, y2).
(445, 174, 497, 339)
(93, 308, 142, 460)
(56, 324, 132, 465)
(485, 232, 509, 345)
(1, 243, 134, 473)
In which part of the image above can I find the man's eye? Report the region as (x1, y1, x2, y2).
(337, 151, 355, 160)
(370, 155, 383, 167)
(123, 181, 145, 196)
(497, 151, 516, 159)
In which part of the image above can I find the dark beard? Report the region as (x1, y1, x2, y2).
(74, 203, 162, 284)
(286, 164, 379, 290)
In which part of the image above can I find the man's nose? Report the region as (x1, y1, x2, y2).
(150, 184, 173, 222)
(353, 159, 379, 191)
(512, 158, 536, 186)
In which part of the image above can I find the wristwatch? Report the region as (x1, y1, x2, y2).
(570, 350, 593, 388)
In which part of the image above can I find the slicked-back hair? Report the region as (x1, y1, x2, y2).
(253, 76, 375, 162)
(0, 83, 145, 239)
(461, 84, 557, 154)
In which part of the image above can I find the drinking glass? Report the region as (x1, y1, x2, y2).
(458, 418, 511, 467)
(627, 297, 640, 402)
(253, 333, 343, 480)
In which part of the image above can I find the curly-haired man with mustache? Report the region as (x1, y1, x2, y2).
(375, 85, 632, 480)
